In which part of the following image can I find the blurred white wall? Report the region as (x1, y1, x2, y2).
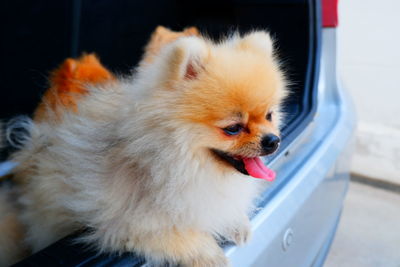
(338, 0, 400, 184)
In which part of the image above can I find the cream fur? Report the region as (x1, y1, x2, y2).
(0, 185, 26, 266)
(5, 31, 286, 266)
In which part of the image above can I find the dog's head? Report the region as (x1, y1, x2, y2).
(148, 32, 287, 180)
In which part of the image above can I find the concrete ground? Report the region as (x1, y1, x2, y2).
(331, 2, 400, 266)
(338, 0, 400, 185)
(324, 179, 400, 267)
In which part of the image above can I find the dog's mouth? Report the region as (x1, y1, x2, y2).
(211, 149, 276, 181)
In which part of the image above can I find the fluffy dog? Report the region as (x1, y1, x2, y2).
(4, 30, 286, 266)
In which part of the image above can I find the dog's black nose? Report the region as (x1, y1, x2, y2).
(261, 134, 280, 154)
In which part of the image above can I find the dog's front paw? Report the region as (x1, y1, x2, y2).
(227, 219, 252, 246)
(184, 251, 230, 267)
(125, 229, 230, 267)
(232, 225, 251, 246)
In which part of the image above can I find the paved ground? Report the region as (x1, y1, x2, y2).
(324, 180, 400, 267)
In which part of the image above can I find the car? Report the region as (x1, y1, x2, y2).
(0, 0, 355, 266)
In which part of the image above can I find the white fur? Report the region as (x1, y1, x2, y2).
(12, 79, 259, 252)
(7, 32, 285, 266)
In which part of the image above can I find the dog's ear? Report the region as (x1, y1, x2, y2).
(236, 31, 274, 57)
(183, 26, 200, 36)
(162, 37, 208, 87)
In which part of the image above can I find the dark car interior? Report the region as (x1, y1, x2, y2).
(2, 0, 320, 265)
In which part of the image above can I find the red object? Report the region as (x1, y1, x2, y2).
(322, 0, 339, 27)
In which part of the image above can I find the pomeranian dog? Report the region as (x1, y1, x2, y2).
(2, 28, 286, 266)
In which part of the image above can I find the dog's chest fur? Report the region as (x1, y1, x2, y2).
(14, 86, 260, 251)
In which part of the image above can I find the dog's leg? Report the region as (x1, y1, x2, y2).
(226, 216, 252, 246)
(0, 185, 28, 265)
(126, 228, 229, 267)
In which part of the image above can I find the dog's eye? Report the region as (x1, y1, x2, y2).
(223, 124, 243, 135)
(266, 111, 273, 121)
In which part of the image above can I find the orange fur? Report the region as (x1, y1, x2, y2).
(141, 26, 200, 64)
(34, 54, 114, 122)
(34, 26, 199, 123)
(171, 45, 285, 157)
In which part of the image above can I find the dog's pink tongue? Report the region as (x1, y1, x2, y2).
(243, 157, 276, 181)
